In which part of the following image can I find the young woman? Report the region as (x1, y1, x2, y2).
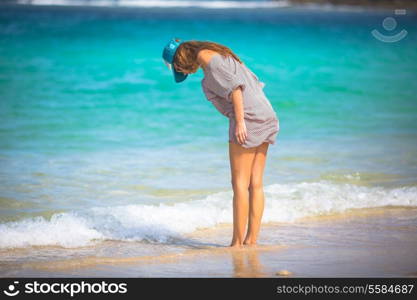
(162, 38, 280, 248)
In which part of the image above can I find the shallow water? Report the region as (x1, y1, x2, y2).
(1, 206, 416, 277)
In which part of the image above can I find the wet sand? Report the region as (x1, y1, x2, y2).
(1, 206, 416, 277)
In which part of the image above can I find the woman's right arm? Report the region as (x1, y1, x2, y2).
(230, 86, 247, 145)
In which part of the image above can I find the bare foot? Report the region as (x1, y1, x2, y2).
(229, 242, 243, 248)
(243, 240, 257, 246)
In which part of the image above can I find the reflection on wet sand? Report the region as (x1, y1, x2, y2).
(12, 243, 287, 278)
(230, 247, 268, 277)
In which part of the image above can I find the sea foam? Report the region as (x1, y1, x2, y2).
(0, 181, 416, 249)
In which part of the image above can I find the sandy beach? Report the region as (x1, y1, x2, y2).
(1, 206, 416, 277)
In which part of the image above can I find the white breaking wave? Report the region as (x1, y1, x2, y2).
(15, 0, 290, 9)
(0, 181, 416, 249)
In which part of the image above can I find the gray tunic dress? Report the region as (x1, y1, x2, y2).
(201, 53, 280, 148)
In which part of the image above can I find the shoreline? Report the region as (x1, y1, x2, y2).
(1, 206, 416, 277)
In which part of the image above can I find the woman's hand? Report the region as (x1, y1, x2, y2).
(235, 120, 247, 145)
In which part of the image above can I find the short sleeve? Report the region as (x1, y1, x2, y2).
(209, 58, 246, 103)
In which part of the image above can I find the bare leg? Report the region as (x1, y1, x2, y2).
(228, 141, 257, 248)
(244, 142, 269, 246)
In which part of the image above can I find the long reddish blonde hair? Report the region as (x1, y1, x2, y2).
(173, 39, 243, 74)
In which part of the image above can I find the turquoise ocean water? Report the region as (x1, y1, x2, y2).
(0, 2, 416, 250)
